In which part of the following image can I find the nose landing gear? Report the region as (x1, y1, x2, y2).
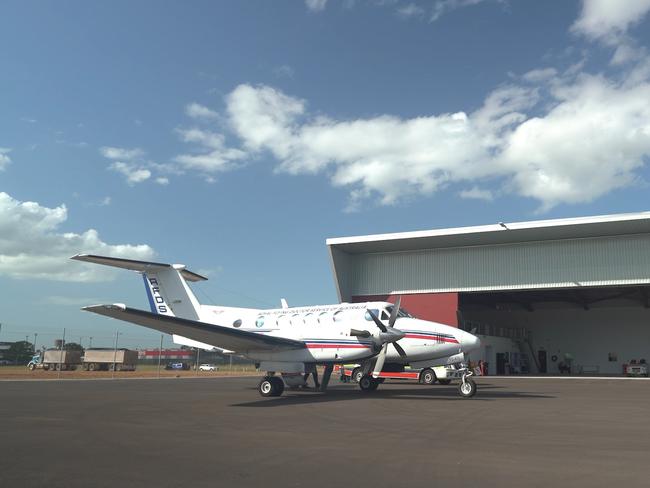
(458, 369, 477, 398)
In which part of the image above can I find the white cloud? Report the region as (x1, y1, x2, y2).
(174, 128, 247, 173)
(522, 68, 558, 83)
(305, 0, 327, 12)
(100, 146, 144, 161)
(155, 177, 170, 185)
(108, 162, 151, 185)
(500, 74, 650, 210)
(572, 0, 650, 43)
(459, 187, 494, 201)
(397, 3, 425, 19)
(0, 147, 11, 170)
(0, 192, 154, 281)
(185, 102, 219, 120)
(216, 69, 650, 211)
(99, 196, 112, 206)
(430, 0, 493, 22)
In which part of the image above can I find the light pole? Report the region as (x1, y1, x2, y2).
(33, 333, 38, 353)
(112, 331, 121, 379)
(89, 336, 93, 348)
(195, 348, 200, 376)
(157, 334, 163, 379)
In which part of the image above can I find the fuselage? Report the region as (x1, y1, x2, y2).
(191, 301, 480, 365)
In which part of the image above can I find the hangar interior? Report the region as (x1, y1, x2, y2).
(327, 212, 650, 376)
(459, 286, 650, 375)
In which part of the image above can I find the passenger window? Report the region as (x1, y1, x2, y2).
(318, 311, 329, 323)
(255, 316, 265, 328)
(291, 314, 301, 326)
(233, 319, 242, 328)
(333, 310, 344, 322)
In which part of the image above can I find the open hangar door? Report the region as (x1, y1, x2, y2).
(457, 286, 650, 376)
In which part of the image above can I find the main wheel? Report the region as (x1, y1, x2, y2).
(458, 378, 477, 398)
(258, 377, 284, 397)
(259, 377, 275, 397)
(359, 375, 379, 392)
(270, 376, 284, 396)
(351, 367, 363, 383)
(28, 363, 36, 371)
(420, 368, 437, 385)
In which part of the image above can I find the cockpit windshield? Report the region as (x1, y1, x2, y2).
(385, 306, 414, 318)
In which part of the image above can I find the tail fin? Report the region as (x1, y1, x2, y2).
(71, 254, 205, 321)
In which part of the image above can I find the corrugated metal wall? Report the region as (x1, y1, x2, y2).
(337, 234, 650, 298)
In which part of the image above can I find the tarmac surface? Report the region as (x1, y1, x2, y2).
(2, 376, 650, 488)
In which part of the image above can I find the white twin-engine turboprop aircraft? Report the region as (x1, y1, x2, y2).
(71, 254, 481, 398)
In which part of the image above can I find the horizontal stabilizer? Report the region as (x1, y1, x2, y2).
(83, 304, 306, 353)
(71, 254, 208, 282)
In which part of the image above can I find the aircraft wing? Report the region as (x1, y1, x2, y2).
(83, 304, 306, 353)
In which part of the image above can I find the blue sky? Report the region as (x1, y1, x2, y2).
(2, 0, 650, 349)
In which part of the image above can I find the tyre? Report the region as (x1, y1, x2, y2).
(359, 375, 379, 391)
(28, 363, 35, 371)
(258, 376, 284, 397)
(352, 368, 363, 383)
(89, 363, 97, 371)
(420, 368, 437, 385)
(270, 376, 284, 396)
(259, 377, 275, 397)
(458, 378, 477, 398)
(438, 379, 451, 385)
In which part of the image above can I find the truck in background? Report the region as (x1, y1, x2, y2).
(82, 348, 138, 371)
(28, 349, 82, 371)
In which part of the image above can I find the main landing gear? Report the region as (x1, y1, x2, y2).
(258, 376, 285, 397)
(258, 365, 335, 397)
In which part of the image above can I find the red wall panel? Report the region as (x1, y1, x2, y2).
(351, 293, 459, 327)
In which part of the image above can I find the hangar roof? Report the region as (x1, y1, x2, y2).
(327, 211, 650, 254)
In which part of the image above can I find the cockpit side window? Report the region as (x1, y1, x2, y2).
(385, 306, 414, 318)
(365, 309, 379, 321)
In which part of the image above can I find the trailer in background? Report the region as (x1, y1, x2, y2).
(82, 348, 138, 371)
(28, 350, 82, 371)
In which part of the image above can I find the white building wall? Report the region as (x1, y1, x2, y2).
(341, 234, 650, 298)
(464, 305, 650, 375)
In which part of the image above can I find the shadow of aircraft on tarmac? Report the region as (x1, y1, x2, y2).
(231, 381, 554, 407)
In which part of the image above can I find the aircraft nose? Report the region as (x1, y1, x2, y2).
(459, 330, 481, 352)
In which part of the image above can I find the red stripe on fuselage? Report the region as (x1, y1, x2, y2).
(404, 334, 459, 343)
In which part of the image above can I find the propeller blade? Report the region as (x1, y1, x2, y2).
(350, 329, 371, 338)
(388, 296, 401, 328)
(367, 309, 387, 332)
(393, 342, 407, 358)
(372, 344, 388, 378)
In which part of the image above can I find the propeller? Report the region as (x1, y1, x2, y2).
(365, 297, 407, 378)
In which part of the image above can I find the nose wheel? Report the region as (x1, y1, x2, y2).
(458, 370, 477, 398)
(358, 375, 380, 392)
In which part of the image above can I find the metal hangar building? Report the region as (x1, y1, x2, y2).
(327, 212, 650, 376)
